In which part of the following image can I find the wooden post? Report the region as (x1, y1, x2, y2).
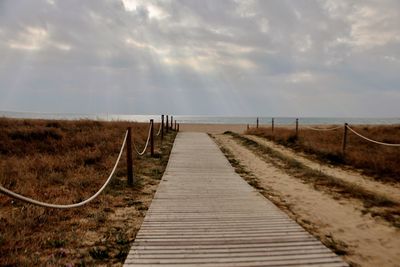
(166, 115, 169, 133)
(171, 116, 173, 130)
(177, 123, 180, 132)
(295, 118, 299, 137)
(174, 120, 177, 131)
(247, 124, 249, 131)
(272, 118, 274, 133)
(150, 119, 154, 157)
(256, 117, 259, 128)
(126, 127, 134, 186)
(342, 123, 348, 157)
(161, 115, 164, 141)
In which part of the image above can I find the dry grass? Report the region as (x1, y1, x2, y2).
(246, 125, 400, 182)
(0, 117, 176, 266)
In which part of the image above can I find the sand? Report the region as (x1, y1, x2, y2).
(245, 134, 400, 204)
(179, 123, 247, 134)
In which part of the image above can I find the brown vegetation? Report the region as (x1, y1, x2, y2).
(246, 125, 400, 182)
(0, 117, 176, 266)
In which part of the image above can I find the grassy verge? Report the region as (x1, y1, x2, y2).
(246, 125, 400, 183)
(224, 131, 400, 228)
(0, 118, 176, 266)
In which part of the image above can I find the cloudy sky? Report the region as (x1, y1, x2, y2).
(0, 0, 399, 117)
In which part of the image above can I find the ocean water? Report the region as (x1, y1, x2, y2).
(0, 111, 399, 125)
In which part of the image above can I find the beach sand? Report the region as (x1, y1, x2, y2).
(179, 123, 248, 134)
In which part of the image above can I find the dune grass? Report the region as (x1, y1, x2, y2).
(246, 125, 400, 182)
(0, 117, 176, 266)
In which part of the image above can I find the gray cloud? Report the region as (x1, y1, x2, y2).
(0, 0, 399, 117)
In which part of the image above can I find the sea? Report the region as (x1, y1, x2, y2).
(0, 111, 399, 125)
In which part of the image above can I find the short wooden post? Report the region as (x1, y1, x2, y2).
(126, 127, 134, 186)
(272, 118, 274, 133)
(171, 116, 173, 130)
(247, 124, 249, 130)
(342, 123, 348, 157)
(256, 117, 259, 128)
(150, 119, 154, 157)
(174, 120, 177, 131)
(166, 115, 169, 133)
(177, 123, 180, 132)
(295, 118, 299, 137)
(161, 115, 164, 141)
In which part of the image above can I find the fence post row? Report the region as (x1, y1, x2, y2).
(161, 115, 164, 141)
(150, 119, 154, 157)
(166, 115, 169, 133)
(256, 117, 259, 128)
(342, 123, 348, 157)
(272, 118, 274, 133)
(126, 127, 134, 186)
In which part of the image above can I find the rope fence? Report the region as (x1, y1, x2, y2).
(133, 122, 152, 156)
(0, 131, 128, 209)
(156, 122, 162, 136)
(250, 117, 400, 157)
(0, 114, 179, 209)
(303, 125, 343, 131)
(346, 124, 400, 147)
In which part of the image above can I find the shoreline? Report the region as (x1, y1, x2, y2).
(1, 113, 398, 126)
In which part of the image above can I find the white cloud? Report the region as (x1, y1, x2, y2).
(8, 26, 48, 51)
(7, 26, 71, 52)
(234, 0, 257, 18)
(122, 0, 169, 20)
(347, 5, 400, 49)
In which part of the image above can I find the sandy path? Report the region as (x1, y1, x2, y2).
(214, 134, 400, 267)
(179, 123, 247, 134)
(245, 135, 400, 204)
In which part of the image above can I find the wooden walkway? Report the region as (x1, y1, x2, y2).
(124, 133, 348, 266)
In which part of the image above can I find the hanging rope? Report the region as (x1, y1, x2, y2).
(156, 122, 162, 136)
(346, 125, 400, 147)
(133, 122, 152, 155)
(303, 125, 343, 131)
(0, 130, 128, 209)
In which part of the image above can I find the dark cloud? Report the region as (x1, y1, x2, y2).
(0, 0, 399, 116)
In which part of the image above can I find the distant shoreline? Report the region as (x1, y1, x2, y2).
(1, 111, 399, 126)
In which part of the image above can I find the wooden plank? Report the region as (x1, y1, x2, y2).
(124, 133, 348, 266)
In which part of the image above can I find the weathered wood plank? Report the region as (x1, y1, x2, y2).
(124, 133, 348, 266)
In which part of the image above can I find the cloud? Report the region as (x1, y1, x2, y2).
(0, 0, 399, 117)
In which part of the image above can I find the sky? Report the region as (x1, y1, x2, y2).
(0, 0, 399, 117)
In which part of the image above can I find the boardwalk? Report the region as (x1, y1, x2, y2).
(124, 133, 348, 266)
